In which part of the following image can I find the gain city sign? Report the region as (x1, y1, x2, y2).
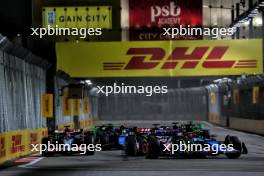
(56, 39, 263, 77)
(42, 6, 112, 29)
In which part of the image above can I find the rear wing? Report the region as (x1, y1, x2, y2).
(137, 128, 151, 134)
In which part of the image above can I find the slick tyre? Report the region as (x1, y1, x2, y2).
(225, 135, 242, 159)
(101, 135, 111, 150)
(85, 135, 95, 155)
(41, 138, 54, 157)
(145, 138, 159, 159)
(125, 136, 138, 156)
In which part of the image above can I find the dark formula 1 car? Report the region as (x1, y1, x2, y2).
(121, 122, 197, 157)
(95, 124, 124, 150)
(119, 127, 150, 156)
(41, 126, 96, 156)
(145, 123, 248, 159)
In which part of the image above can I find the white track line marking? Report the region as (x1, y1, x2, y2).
(18, 157, 43, 168)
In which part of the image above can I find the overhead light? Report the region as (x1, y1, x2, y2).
(243, 20, 250, 26)
(85, 80, 93, 85)
(254, 16, 262, 26)
(259, 1, 264, 6)
(213, 79, 222, 83)
(213, 77, 232, 83)
(231, 1, 264, 28)
(249, 13, 257, 17)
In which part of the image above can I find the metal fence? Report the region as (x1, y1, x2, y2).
(98, 87, 207, 121)
(0, 50, 46, 132)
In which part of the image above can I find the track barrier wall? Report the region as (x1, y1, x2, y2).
(207, 75, 264, 135)
(0, 50, 46, 132)
(0, 128, 48, 165)
(0, 48, 48, 164)
(0, 48, 97, 165)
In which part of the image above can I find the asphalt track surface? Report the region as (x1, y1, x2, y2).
(1, 121, 264, 176)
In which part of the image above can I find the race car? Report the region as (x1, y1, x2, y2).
(145, 123, 248, 159)
(119, 127, 149, 156)
(145, 124, 185, 159)
(121, 124, 180, 157)
(95, 124, 124, 150)
(41, 126, 96, 156)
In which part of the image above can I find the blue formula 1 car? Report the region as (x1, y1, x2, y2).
(145, 123, 248, 159)
(118, 127, 150, 156)
(187, 135, 248, 159)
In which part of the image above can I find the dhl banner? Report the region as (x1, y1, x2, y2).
(80, 119, 93, 129)
(0, 128, 47, 164)
(41, 94, 53, 118)
(62, 96, 72, 116)
(56, 39, 263, 77)
(83, 97, 90, 114)
(72, 99, 81, 116)
(253, 86, 260, 104)
(42, 6, 112, 29)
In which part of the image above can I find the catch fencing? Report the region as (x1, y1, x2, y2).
(0, 50, 46, 132)
(98, 87, 208, 121)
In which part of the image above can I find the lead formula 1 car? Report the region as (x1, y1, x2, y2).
(145, 123, 248, 159)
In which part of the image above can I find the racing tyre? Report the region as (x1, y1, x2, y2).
(85, 135, 95, 155)
(225, 135, 242, 159)
(145, 137, 159, 159)
(140, 141, 148, 155)
(101, 135, 111, 150)
(41, 138, 54, 157)
(125, 135, 138, 156)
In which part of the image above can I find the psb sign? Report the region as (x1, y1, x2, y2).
(56, 39, 263, 77)
(129, 0, 202, 40)
(42, 6, 112, 29)
(129, 0, 202, 27)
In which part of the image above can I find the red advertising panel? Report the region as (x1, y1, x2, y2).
(129, 0, 203, 40)
(10, 134, 25, 154)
